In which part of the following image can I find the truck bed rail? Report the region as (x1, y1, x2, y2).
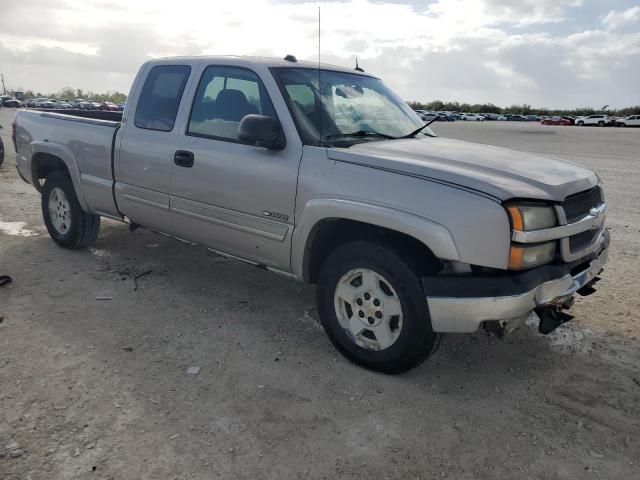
(32, 109, 123, 122)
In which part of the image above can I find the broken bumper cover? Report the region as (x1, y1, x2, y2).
(424, 230, 609, 333)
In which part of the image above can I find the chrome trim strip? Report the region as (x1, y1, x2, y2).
(119, 184, 171, 210)
(512, 203, 605, 243)
(122, 193, 169, 210)
(171, 198, 288, 242)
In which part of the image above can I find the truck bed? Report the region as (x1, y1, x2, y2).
(15, 109, 122, 219)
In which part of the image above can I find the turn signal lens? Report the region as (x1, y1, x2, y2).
(507, 206, 523, 231)
(508, 242, 556, 270)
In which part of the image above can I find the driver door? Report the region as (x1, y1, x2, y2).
(169, 65, 302, 271)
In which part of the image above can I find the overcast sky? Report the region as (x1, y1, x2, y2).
(0, 0, 639, 108)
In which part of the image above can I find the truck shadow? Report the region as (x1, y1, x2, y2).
(99, 224, 592, 374)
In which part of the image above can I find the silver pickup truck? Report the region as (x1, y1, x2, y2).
(13, 55, 609, 373)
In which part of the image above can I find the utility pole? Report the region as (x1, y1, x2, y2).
(1, 74, 6, 95)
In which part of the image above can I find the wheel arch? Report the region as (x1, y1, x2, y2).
(292, 198, 459, 283)
(30, 142, 89, 211)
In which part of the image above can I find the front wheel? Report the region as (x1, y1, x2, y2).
(598, 121, 605, 127)
(42, 172, 101, 248)
(316, 241, 437, 373)
(0, 137, 4, 167)
(577, 121, 584, 126)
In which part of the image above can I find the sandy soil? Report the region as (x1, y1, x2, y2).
(1, 110, 639, 479)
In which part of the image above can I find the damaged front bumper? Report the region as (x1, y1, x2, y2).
(423, 230, 609, 335)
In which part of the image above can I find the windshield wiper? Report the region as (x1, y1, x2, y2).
(400, 116, 438, 138)
(324, 130, 398, 141)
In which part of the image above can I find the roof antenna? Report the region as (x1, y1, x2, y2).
(318, 6, 322, 147)
(355, 57, 364, 72)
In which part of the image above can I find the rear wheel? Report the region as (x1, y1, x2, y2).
(316, 241, 437, 373)
(42, 172, 100, 248)
(0, 137, 4, 167)
(598, 121, 605, 127)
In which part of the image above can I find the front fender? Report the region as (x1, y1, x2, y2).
(291, 198, 460, 280)
(30, 141, 90, 212)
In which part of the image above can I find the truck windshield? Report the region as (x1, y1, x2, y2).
(271, 68, 434, 147)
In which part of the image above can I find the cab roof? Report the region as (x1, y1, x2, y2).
(148, 55, 379, 78)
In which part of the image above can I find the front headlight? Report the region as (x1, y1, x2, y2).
(506, 202, 558, 270)
(506, 203, 557, 231)
(508, 242, 556, 270)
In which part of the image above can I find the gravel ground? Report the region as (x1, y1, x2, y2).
(1, 110, 639, 479)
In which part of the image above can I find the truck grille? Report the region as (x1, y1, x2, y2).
(569, 229, 599, 253)
(563, 186, 603, 223)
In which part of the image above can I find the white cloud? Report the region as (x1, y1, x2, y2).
(0, 0, 637, 109)
(602, 6, 640, 30)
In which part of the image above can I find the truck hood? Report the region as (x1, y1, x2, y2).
(327, 137, 598, 201)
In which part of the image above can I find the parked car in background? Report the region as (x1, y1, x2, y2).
(575, 115, 612, 127)
(30, 98, 47, 108)
(69, 99, 87, 108)
(413, 110, 438, 121)
(1, 95, 22, 108)
(541, 116, 572, 126)
(562, 116, 575, 125)
(117, 102, 126, 111)
(53, 100, 73, 109)
(89, 101, 102, 110)
(525, 115, 540, 122)
(100, 101, 120, 111)
(616, 115, 640, 127)
(509, 115, 527, 122)
(461, 113, 485, 121)
(495, 115, 508, 121)
(434, 112, 455, 121)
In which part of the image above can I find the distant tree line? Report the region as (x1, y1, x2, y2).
(407, 100, 640, 117)
(11, 86, 640, 116)
(19, 87, 127, 104)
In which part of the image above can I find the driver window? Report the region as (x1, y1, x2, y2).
(188, 66, 276, 142)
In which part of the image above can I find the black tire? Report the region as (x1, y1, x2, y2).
(577, 121, 584, 126)
(598, 121, 604, 127)
(41, 172, 100, 248)
(316, 241, 437, 374)
(0, 138, 4, 167)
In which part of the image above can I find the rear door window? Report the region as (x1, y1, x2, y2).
(134, 65, 191, 132)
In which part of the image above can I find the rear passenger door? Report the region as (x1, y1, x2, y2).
(115, 64, 191, 233)
(170, 65, 302, 271)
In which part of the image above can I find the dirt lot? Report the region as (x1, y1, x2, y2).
(1, 110, 639, 479)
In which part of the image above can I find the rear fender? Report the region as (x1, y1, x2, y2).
(30, 141, 90, 211)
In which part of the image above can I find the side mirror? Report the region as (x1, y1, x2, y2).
(238, 115, 285, 150)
